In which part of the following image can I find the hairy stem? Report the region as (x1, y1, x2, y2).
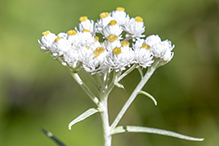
(100, 96, 112, 146)
(111, 61, 160, 131)
(117, 64, 136, 82)
(70, 72, 100, 106)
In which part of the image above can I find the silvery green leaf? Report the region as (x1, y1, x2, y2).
(114, 82, 124, 89)
(138, 90, 157, 106)
(68, 108, 99, 130)
(41, 128, 66, 146)
(117, 64, 136, 82)
(138, 67, 143, 78)
(112, 126, 204, 141)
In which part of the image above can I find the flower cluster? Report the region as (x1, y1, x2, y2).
(38, 8, 205, 146)
(38, 7, 174, 73)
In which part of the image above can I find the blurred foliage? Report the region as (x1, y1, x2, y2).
(0, 0, 219, 146)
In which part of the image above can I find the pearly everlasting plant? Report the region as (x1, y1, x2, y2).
(38, 7, 203, 146)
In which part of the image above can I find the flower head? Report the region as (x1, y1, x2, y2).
(38, 7, 174, 74)
(105, 45, 133, 72)
(51, 36, 71, 56)
(111, 7, 130, 26)
(133, 39, 154, 68)
(79, 16, 95, 34)
(145, 35, 175, 62)
(102, 20, 123, 38)
(123, 16, 145, 39)
(38, 30, 57, 50)
(95, 12, 113, 33)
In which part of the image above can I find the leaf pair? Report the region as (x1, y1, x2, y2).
(67, 107, 204, 142)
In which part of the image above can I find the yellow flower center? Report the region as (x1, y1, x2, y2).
(96, 47, 105, 54)
(83, 29, 90, 33)
(93, 47, 105, 58)
(116, 7, 125, 11)
(67, 30, 77, 36)
(86, 46, 90, 50)
(79, 16, 88, 22)
(109, 20, 117, 26)
(54, 37, 62, 42)
(42, 30, 50, 36)
(107, 34, 118, 42)
(93, 51, 99, 58)
(94, 36, 99, 42)
(142, 43, 150, 50)
(121, 41, 130, 47)
(113, 47, 122, 55)
(135, 16, 143, 22)
(100, 12, 109, 18)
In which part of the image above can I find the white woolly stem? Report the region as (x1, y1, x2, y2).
(110, 61, 160, 131)
(70, 72, 100, 105)
(99, 95, 112, 146)
(117, 64, 136, 82)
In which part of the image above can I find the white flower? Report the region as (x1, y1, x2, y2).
(79, 16, 95, 34)
(133, 38, 144, 50)
(103, 34, 121, 52)
(82, 45, 108, 73)
(145, 35, 161, 46)
(67, 30, 80, 46)
(63, 49, 79, 68)
(78, 45, 94, 62)
(50, 36, 71, 56)
(152, 40, 175, 62)
(111, 7, 130, 26)
(124, 16, 145, 39)
(133, 39, 154, 68)
(93, 36, 101, 48)
(105, 41, 134, 72)
(102, 20, 123, 38)
(95, 12, 113, 33)
(163, 49, 173, 62)
(144, 35, 174, 62)
(57, 32, 67, 39)
(38, 30, 56, 50)
(77, 29, 95, 48)
(120, 41, 135, 65)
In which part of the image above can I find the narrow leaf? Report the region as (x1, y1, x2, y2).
(70, 73, 100, 106)
(138, 90, 157, 106)
(41, 128, 66, 146)
(117, 64, 136, 82)
(112, 126, 204, 141)
(68, 108, 99, 130)
(138, 67, 143, 78)
(114, 82, 124, 89)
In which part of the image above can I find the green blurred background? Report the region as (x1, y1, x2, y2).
(0, 0, 219, 145)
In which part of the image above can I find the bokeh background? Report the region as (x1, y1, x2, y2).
(0, 0, 219, 145)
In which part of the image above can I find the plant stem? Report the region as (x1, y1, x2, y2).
(100, 94, 112, 146)
(70, 72, 100, 106)
(117, 64, 136, 82)
(111, 62, 159, 131)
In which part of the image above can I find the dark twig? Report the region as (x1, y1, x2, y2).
(41, 128, 67, 146)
